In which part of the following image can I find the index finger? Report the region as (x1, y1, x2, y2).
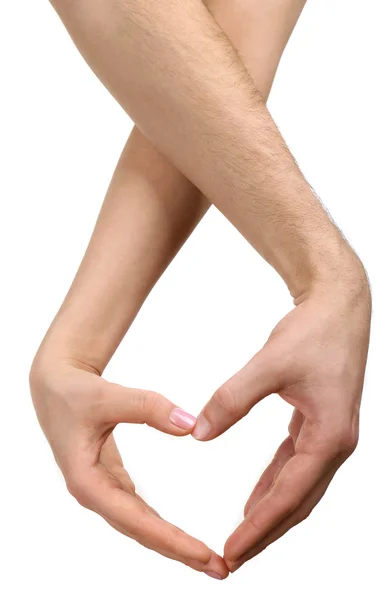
(224, 451, 331, 564)
(69, 462, 229, 578)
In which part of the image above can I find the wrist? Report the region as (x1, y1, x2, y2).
(290, 233, 370, 307)
(295, 246, 370, 308)
(30, 308, 117, 380)
(30, 341, 101, 392)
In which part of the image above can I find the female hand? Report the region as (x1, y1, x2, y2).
(30, 360, 229, 579)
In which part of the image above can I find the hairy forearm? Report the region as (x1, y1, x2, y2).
(49, 0, 361, 300)
(34, 0, 309, 373)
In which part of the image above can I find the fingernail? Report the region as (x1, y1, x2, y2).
(205, 571, 223, 580)
(192, 414, 212, 440)
(229, 560, 244, 573)
(169, 407, 197, 430)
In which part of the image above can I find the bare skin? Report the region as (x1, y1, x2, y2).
(30, 0, 370, 577)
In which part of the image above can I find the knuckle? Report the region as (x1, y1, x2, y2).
(340, 430, 359, 457)
(141, 390, 161, 421)
(246, 511, 262, 534)
(331, 426, 359, 459)
(211, 384, 239, 419)
(288, 421, 295, 438)
(317, 415, 359, 461)
(300, 506, 314, 523)
(65, 471, 91, 509)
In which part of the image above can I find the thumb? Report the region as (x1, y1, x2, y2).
(192, 347, 282, 441)
(100, 380, 197, 436)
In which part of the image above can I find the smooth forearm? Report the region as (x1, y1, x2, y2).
(33, 129, 206, 373)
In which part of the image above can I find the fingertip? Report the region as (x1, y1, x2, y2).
(223, 538, 239, 573)
(204, 551, 230, 580)
(205, 571, 224, 580)
(187, 548, 229, 579)
(223, 546, 244, 574)
(224, 559, 243, 574)
(191, 414, 213, 441)
(223, 527, 263, 572)
(223, 534, 242, 566)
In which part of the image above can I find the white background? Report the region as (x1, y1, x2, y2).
(1, 0, 390, 598)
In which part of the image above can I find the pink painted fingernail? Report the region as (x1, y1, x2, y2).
(169, 407, 197, 430)
(205, 571, 223, 580)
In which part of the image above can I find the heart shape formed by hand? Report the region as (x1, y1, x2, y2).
(31, 294, 366, 579)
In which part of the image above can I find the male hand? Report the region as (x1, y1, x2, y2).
(29, 361, 229, 579)
(192, 279, 371, 571)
